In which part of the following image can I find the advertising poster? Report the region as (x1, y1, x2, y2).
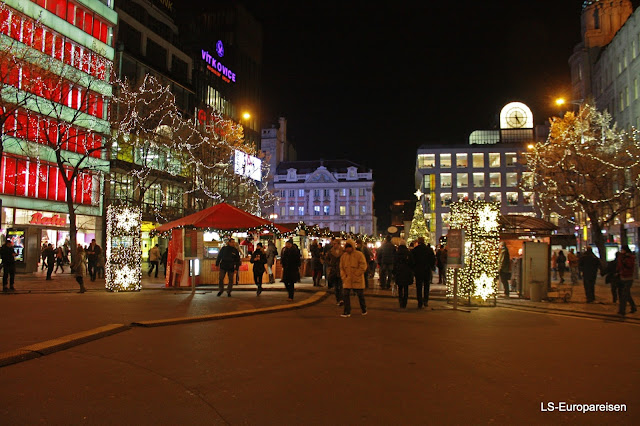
(7, 229, 25, 262)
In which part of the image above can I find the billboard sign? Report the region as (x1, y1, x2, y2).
(234, 150, 262, 181)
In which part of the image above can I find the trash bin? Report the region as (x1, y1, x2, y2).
(530, 281, 543, 302)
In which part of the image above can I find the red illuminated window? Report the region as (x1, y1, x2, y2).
(47, 165, 57, 200)
(2, 156, 17, 195)
(22, 20, 33, 46)
(10, 13, 21, 39)
(0, 8, 10, 36)
(28, 161, 38, 197)
(37, 163, 48, 198)
(16, 158, 27, 197)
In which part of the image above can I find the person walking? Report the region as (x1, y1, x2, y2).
(310, 240, 323, 287)
(148, 244, 160, 278)
(556, 250, 567, 284)
(567, 249, 579, 285)
(71, 245, 87, 293)
(54, 246, 65, 273)
(161, 248, 168, 278)
(216, 238, 241, 297)
(44, 243, 56, 280)
(412, 237, 435, 308)
(393, 242, 415, 308)
(40, 243, 48, 271)
(356, 239, 373, 288)
(551, 251, 558, 281)
(250, 242, 267, 295)
(377, 235, 395, 289)
(602, 252, 620, 303)
(617, 245, 637, 317)
(265, 240, 277, 284)
(339, 239, 368, 317)
(325, 238, 345, 305)
(1, 239, 17, 292)
(86, 239, 102, 281)
(498, 242, 511, 297)
(579, 247, 601, 303)
(281, 239, 301, 301)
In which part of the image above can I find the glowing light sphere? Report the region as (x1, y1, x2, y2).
(474, 273, 495, 300)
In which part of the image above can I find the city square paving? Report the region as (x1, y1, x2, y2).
(0, 291, 637, 425)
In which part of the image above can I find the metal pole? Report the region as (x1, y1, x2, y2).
(453, 268, 458, 310)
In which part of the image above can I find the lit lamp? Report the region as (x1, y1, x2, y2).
(242, 112, 251, 120)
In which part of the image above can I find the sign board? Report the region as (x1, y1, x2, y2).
(234, 150, 262, 181)
(447, 228, 465, 268)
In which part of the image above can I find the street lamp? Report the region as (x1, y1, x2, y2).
(242, 112, 251, 120)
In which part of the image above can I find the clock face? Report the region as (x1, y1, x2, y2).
(506, 107, 527, 128)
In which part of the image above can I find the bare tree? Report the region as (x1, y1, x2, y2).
(524, 103, 640, 259)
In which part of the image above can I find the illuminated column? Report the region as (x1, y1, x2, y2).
(106, 205, 142, 292)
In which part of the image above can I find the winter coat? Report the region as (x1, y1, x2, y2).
(340, 242, 367, 289)
(250, 248, 267, 273)
(325, 244, 344, 279)
(393, 245, 415, 286)
(556, 252, 566, 271)
(602, 257, 619, 285)
(310, 244, 323, 271)
(266, 243, 277, 266)
(44, 247, 56, 265)
(498, 245, 511, 274)
(377, 241, 395, 265)
(72, 251, 85, 277)
(148, 246, 160, 262)
(281, 245, 301, 283)
(216, 245, 241, 271)
(0, 244, 16, 266)
(618, 252, 636, 280)
(579, 251, 601, 280)
(411, 242, 435, 278)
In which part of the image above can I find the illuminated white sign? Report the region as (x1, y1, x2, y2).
(234, 150, 262, 181)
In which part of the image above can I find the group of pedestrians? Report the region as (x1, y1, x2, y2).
(600, 245, 637, 317)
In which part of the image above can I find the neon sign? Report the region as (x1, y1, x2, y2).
(202, 48, 236, 83)
(30, 213, 67, 227)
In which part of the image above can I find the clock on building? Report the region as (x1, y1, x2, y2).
(499, 102, 534, 129)
(505, 106, 527, 128)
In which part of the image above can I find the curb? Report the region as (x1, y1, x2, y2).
(0, 324, 130, 367)
(496, 301, 640, 323)
(132, 291, 330, 327)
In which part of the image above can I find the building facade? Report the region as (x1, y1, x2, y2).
(272, 160, 375, 235)
(415, 103, 541, 244)
(0, 0, 116, 271)
(568, 0, 640, 249)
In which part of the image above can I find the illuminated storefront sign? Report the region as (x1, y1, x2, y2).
(30, 213, 67, 227)
(201, 43, 236, 83)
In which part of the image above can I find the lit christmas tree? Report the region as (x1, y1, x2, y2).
(408, 200, 429, 243)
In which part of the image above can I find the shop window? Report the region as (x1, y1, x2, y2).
(417, 154, 435, 168)
(489, 173, 501, 187)
(473, 172, 484, 187)
(489, 153, 500, 168)
(456, 153, 468, 168)
(489, 192, 501, 203)
(457, 173, 468, 188)
(441, 173, 451, 188)
(472, 153, 484, 168)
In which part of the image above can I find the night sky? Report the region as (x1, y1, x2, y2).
(197, 1, 638, 228)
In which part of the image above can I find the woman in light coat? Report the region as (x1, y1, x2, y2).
(339, 239, 368, 317)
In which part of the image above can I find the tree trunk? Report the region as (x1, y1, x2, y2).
(67, 185, 78, 266)
(587, 210, 606, 263)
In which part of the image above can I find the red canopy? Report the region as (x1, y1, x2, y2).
(154, 203, 285, 233)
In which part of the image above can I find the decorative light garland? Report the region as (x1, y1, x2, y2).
(446, 200, 501, 302)
(105, 205, 142, 292)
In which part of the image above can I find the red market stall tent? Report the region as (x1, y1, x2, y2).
(154, 203, 289, 287)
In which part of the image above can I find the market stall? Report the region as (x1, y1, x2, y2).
(153, 203, 286, 288)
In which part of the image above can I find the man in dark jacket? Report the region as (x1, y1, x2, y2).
(377, 235, 395, 289)
(44, 243, 56, 280)
(579, 247, 601, 303)
(216, 238, 241, 297)
(281, 239, 301, 301)
(617, 245, 637, 316)
(412, 237, 436, 308)
(1, 239, 17, 292)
